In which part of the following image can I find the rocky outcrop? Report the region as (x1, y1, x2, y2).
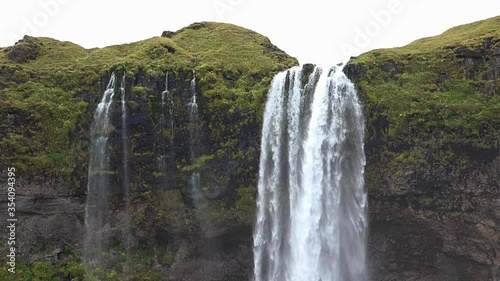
(5, 35, 41, 63)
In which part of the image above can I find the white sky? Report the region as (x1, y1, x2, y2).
(0, 0, 499, 65)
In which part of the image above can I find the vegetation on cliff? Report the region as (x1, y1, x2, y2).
(344, 16, 499, 279)
(345, 17, 500, 219)
(0, 22, 297, 280)
(0, 21, 297, 186)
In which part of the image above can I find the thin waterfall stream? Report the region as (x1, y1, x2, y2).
(120, 74, 131, 277)
(84, 73, 116, 267)
(85, 73, 131, 277)
(157, 71, 175, 181)
(188, 70, 202, 205)
(161, 70, 175, 136)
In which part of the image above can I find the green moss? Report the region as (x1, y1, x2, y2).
(197, 200, 237, 227)
(32, 261, 56, 281)
(0, 262, 33, 281)
(0, 21, 297, 188)
(349, 16, 499, 218)
(153, 190, 195, 233)
(0, 81, 88, 181)
(350, 16, 500, 66)
(172, 22, 297, 73)
(0, 259, 85, 281)
(131, 85, 153, 96)
(128, 265, 162, 281)
(180, 154, 215, 173)
(234, 185, 257, 225)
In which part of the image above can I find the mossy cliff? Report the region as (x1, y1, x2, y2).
(0, 16, 498, 280)
(0, 22, 296, 281)
(345, 16, 499, 281)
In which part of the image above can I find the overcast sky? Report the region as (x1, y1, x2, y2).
(1, 0, 499, 65)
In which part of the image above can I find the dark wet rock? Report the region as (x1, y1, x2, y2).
(6, 35, 41, 63)
(455, 47, 483, 58)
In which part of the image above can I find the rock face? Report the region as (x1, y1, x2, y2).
(95, 69, 260, 280)
(346, 15, 500, 281)
(10, 195, 85, 259)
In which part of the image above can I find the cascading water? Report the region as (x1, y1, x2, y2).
(187, 70, 202, 205)
(161, 71, 168, 107)
(157, 71, 176, 188)
(162, 71, 175, 142)
(120, 74, 131, 277)
(84, 73, 116, 266)
(253, 65, 367, 281)
(164, 71, 174, 137)
(162, 71, 175, 127)
(188, 70, 199, 160)
(120, 74, 129, 206)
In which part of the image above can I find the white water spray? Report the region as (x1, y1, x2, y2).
(162, 71, 174, 137)
(84, 73, 116, 266)
(187, 70, 202, 204)
(253, 66, 368, 281)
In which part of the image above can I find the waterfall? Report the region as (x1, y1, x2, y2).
(188, 70, 198, 161)
(187, 70, 202, 205)
(120, 74, 129, 204)
(253, 66, 367, 281)
(120, 74, 131, 277)
(84, 73, 116, 266)
(157, 71, 176, 190)
(161, 71, 174, 139)
(161, 71, 168, 107)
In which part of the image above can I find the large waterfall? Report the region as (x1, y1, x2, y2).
(253, 66, 368, 281)
(84, 73, 116, 265)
